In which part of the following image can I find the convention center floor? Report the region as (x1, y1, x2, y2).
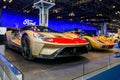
(0, 45, 119, 80)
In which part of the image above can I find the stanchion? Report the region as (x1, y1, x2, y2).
(0, 54, 23, 80)
(108, 54, 111, 69)
(82, 63, 85, 80)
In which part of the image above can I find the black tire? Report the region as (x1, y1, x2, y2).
(87, 42, 92, 51)
(21, 35, 34, 60)
(85, 39, 93, 51)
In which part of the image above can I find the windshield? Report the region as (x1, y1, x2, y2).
(21, 26, 57, 32)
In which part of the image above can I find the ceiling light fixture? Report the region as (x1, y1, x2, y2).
(99, 0, 102, 2)
(112, 6, 116, 8)
(9, 0, 13, 3)
(57, 16, 62, 19)
(26, 10, 30, 13)
(115, 12, 118, 15)
(117, 11, 120, 14)
(112, 19, 116, 21)
(96, 13, 103, 16)
(53, 9, 58, 13)
(3, 0, 6, 2)
(32, 6, 34, 8)
(115, 11, 120, 15)
(69, 12, 75, 17)
(23, 10, 27, 13)
(3, 5, 6, 9)
(69, 19, 73, 21)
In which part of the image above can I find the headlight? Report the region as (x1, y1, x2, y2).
(33, 33, 53, 41)
(78, 35, 82, 38)
(34, 33, 45, 38)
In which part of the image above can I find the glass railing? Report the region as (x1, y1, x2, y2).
(74, 51, 120, 80)
(0, 54, 23, 80)
(34, 0, 55, 3)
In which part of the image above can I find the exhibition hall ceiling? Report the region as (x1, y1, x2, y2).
(1, 0, 120, 29)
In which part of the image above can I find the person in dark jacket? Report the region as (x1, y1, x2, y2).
(118, 36, 120, 48)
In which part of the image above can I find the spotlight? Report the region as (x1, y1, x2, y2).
(23, 10, 27, 13)
(8, 0, 13, 3)
(50, 0, 53, 3)
(112, 19, 116, 21)
(117, 11, 120, 14)
(32, 6, 34, 8)
(57, 16, 62, 19)
(69, 12, 75, 17)
(3, 5, 6, 9)
(69, 19, 73, 21)
(53, 9, 58, 13)
(112, 6, 116, 8)
(26, 10, 30, 13)
(3, 0, 6, 2)
(115, 12, 118, 15)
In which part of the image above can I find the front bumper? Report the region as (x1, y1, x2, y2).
(32, 41, 88, 59)
(38, 46, 88, 59)
(101, 44, 114, 49)
(92, 42, 115, 50)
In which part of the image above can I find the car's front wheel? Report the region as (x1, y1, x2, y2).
(87, 41, 92, 50)
(21, 35, 34, 60)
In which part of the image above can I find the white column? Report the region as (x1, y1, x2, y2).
(34, 0, 55, 27)
(101, 22, 107, 35)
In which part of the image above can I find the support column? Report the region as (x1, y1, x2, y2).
(34, 0, 55, 27)
(101, 22, 107, 35)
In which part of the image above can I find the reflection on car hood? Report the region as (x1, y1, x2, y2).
(39, 32, 78, 39)
(83, 35, 115, 44)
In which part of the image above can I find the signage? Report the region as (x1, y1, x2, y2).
(23, 19, 36, 25)
(0, 27, 6, 35)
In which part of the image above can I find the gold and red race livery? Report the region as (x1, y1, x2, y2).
(66, 30, 115, 50)
(82, 35, 115, 50)
(5, 26, 88, 60)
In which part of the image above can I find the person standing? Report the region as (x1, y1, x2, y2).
(118, 36, 120, 48)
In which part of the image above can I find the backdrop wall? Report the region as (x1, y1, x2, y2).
(1, 9, 98, 35)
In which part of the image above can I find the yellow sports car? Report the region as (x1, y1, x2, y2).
(66, 30, 115, 50)
(5, 26, 88, 60)
(83, 35, 115, 50)
(112, 34, 118, 42)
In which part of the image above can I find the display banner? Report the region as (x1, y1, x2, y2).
(1, 9, 98, 35)
(1, 9, 39, 28)
(23, 19, 36, 25)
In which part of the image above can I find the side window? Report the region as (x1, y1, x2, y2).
(11, 30, 16, 39)
(11, 30, 20, 39)
(43, 29, 48, 32)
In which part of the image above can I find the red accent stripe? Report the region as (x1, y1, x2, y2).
(44, 38, 88, 44)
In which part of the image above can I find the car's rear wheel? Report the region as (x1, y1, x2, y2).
(21, 35, 33, 60)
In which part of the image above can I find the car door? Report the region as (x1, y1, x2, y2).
(11, 29, 21, 47)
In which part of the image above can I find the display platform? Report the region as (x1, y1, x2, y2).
(0, 45, 118, 80)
